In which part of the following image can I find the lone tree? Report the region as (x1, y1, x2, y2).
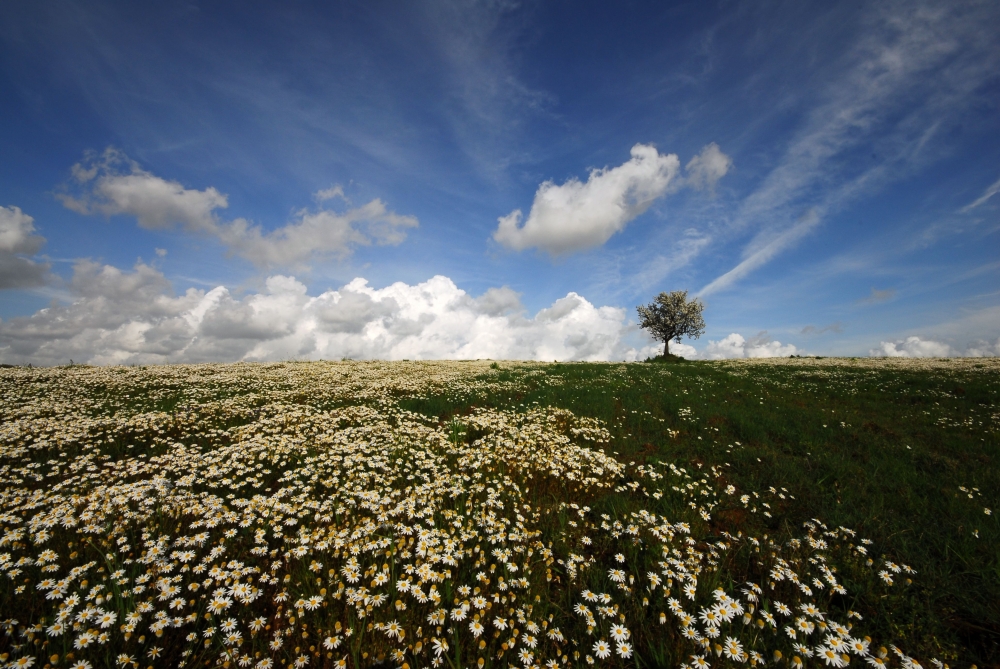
(637, 290, 706, 357)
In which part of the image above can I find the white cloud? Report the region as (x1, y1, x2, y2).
(701, 3, 1000, 294)
(684, 142, 733, 192)
(870, 336, 954, 357)
(0, 263, 653, 365)
(0, 255, 821, 364)
(858, 287, 896, 305)
(493, 144, 683, 255)
(801, 323, 842, 336)
(216, 200, 418, 267)
(960, 174, 1000, 212)
(632, 229, 712, 293)
(964, 337, 1000, 358)
(871, 335, 1000, 358)
(0, 206, 46, 254)
(0, 205, 49, 290)
(62, 149, 227, 231)
(697, 210, 819, 297)
(60, 148, 418, 267)
(6, 251, 987, 366)
(315, 184, 346, 202)
(700, 332, 798, 360)
(420, 1, 557, 182)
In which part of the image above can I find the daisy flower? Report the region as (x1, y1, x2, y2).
(818, 648, 848, 667)
(723, 637, 744, 662)
(592, 640, 612, 660)
(610, 624, 630, 642)
(432, 638, 449, 658)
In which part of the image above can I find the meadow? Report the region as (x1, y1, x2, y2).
(0, 358, 996, 669)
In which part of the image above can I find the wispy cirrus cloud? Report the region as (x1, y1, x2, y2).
(858, 287, 896, 305)
(684, 143, 733, 193)
(629, 230, 713, 296)
(700, 1, 1000, 295)
(697, 210, 819, 297)
(801, 322, 843, 336)
(960, 175, 1000, 213)
(59, 148, 418, 268)
(419, 1, 557, 182)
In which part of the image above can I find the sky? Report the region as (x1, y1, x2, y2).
(1, 0, 999, 364)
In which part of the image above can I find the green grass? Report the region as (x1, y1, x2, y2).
(0, 358, 996, 666)
(400, 359, 1000, 663)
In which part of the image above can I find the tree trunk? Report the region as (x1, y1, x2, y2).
(663, 339, 669, 357)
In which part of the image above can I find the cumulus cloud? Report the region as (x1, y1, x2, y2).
(59, 148, 417, 267)
(0, 205, 49, 290)
(314, 185, 346, 202)
(493, 144, 683, 255)
(964, 337, 1000, 358)
(216, 200, 418, 267)
(0, 206, 46, 255)
(870, 336, 1000, 358)
(61, 148, 227, 230)
(870, 336, 954, 358)
(0, 263, 653, 366)
(684, 143, 733, 192)
(0, 256, 816, 364)
(700, 332, 798, 360)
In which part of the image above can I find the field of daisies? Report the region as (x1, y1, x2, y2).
(1, 359, 997, 669)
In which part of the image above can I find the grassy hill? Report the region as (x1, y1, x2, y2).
(0, 358, 996, 668)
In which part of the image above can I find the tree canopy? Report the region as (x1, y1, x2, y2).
(636, 290, 706, 357)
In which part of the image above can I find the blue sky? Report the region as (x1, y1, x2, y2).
(1, 0, 999, 363)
